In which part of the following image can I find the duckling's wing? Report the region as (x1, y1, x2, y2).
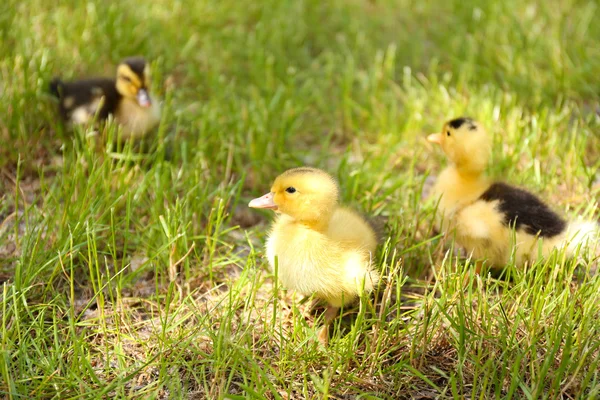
(327, 207, 378, 253)
(456, 201, 502, 240)
(52, 78, 120, 122)
(479, 182, 566, 237)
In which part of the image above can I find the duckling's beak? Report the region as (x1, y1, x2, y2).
(249, 192, 278, 210)
(427, 133, 442, 144)
(136, 88, 151, 108)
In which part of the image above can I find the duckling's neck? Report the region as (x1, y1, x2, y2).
(115, 97, 161, 139)
(285, 204, 337, 232)
(453, 150, 490, 178)
(297, 216, 332, 232)
(453, 164, 486, 182)
(285, 209, 334, 232)
(433, 164, 490, 206)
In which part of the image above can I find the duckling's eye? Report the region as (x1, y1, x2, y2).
(119, 75, 132, 83)
(447, 131, 451, 137)
(285, 187, 297, 194)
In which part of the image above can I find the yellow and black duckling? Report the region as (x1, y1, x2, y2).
(49, 57, 161, 140)
(249, 167, 379, 344)
(428, 117, 599, 270)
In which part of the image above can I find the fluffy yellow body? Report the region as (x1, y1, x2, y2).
(266, 207, 378, 307)
(430, 167, 593, 266)
(429, 118, 599, 268)
(249, 167, 380, 344)
(115, 97, 161, 140)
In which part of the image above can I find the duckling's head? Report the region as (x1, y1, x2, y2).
(249, 167, 339, 225)
(427, 117, 491, 173)
(115, 57, 153, 108)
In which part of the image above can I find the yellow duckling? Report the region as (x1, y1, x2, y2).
(49, 57, 161, 140)
(249, 167, 379, 344)
(428, 117, 598, 271)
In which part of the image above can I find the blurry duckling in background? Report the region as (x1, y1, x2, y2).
(49, 57, 161, 140)
(427, 117, 599, 271)
(249, 167, 379, 344)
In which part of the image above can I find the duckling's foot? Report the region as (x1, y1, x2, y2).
(317, 325, 329, 346)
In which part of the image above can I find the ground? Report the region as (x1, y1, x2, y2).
(1, 0, 600, 398)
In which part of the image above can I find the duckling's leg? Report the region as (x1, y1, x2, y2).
(317, 306, 339, 345)
(299, 297, 323, 320)
(474, 260, 483, 275)
(308, 297, 324, 312)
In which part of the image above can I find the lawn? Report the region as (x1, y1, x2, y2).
(1, 0, 600, 398)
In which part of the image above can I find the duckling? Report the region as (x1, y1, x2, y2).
(49, 57, 161, 140)
(428, 117, 599, 270)
(249, 167, 379, 344)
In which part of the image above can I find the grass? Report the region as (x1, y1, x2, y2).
(1, 0, 600, 398)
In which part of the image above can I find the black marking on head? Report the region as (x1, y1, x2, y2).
(448, 117, 477, 131)
(479, 182, 567, 237)
(122, 57, 146, 79)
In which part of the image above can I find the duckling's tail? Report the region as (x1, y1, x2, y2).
(564, 220, 600, 258)
(366, 215, 387, 243)
(49, 78, 63, 98)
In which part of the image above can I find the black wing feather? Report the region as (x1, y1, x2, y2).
(50, 77, 121, 120)
(479, 182, 566, 237)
